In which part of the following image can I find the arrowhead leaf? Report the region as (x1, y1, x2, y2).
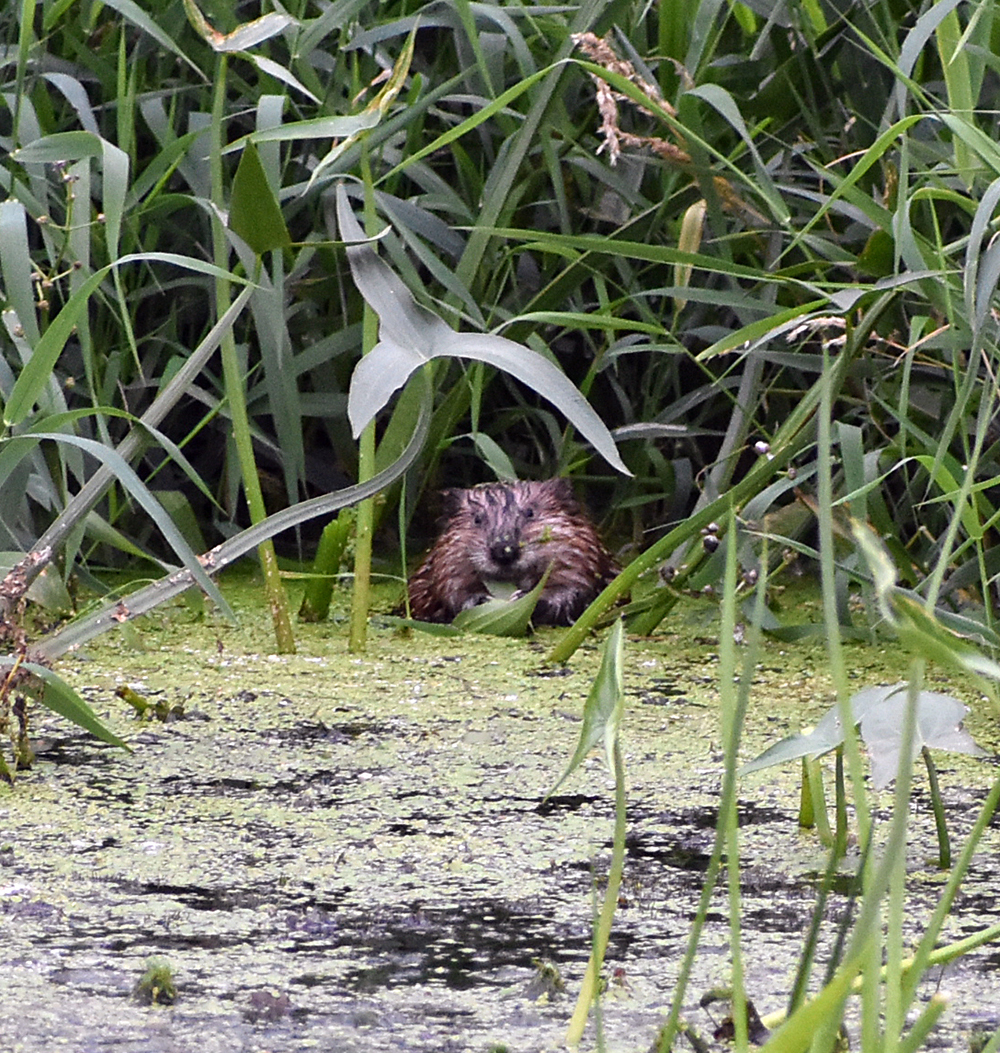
(336, 184, 631, 476)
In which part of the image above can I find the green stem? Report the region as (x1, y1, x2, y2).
(659, 510, 760, 1052)
(348, 146, 379, 653)
(922, 746, 951, 870)
(898, 995, 949, 1053)
(767, 922, 1000, 1031)
(720, 506, 747, 1051)
(787, 835, 841, 1016)
(210, 54, 294, 653)
(799, 756, 833, 846)
(565, 736, 628, 1048)
(899, 769, 1000, 1010)
(834, 748, 847, 856)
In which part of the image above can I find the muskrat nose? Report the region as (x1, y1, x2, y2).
(490, 537, 520, 565)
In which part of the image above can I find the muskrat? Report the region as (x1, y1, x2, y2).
(406, 478, 621, 626)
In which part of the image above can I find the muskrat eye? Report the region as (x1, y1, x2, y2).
(473, 513, 484, 526)
(524, 507, 535, 518)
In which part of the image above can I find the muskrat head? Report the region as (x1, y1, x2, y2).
(443, 479, 576, 585)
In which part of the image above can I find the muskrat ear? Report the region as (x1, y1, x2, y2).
(439, 488, 468, 517)
(543, 477, 576, 503)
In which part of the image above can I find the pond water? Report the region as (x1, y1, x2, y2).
(2, 580, 999, 1051)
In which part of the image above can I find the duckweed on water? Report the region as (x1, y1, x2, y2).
(1, 574, 998, 1052)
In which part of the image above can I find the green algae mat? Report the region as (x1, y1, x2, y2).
(2, 585, 999, 1052)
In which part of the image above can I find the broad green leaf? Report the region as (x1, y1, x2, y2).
(336, 185, 631, 476)
(452, 596, 534, 636)
(451, 565, 553, 636)
(741, 714, 848, 774)
(741, 685, 895, 773)
(229, 139, 291, 255)
(0, 199, 39, 345)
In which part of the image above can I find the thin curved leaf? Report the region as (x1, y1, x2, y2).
(224, 112, 382, 150)
(22, 662, 130, 750)
(0, 198, 39, 345)
(182, 0, 294, 52)
(98, 0, 203, 76)
(42, 72, 99, 133)
(7, 431, 227, 611)
(4, 268, 109, 425)
(305, 28, 415, 191)
(4, 253, 251, 428)
(37, 379, 431, 659)
(12, 129, 104, 163)
(219, 14, 296, 51)
(378, 615, 461, 637)
(244, 54, 320, 104)
(12, 130, 129, 261)
(686, 83, 788, 224)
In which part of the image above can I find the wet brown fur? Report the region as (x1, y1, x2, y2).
(407, 479, 620, 626)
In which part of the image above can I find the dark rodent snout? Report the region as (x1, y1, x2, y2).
(489, 534, 521, 565)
